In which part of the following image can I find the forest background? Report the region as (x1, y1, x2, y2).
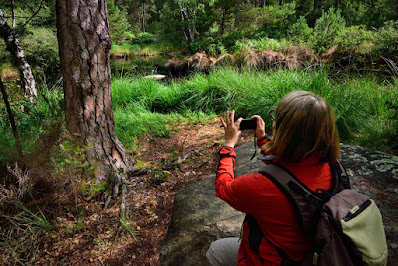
(0, 0, 397, 264)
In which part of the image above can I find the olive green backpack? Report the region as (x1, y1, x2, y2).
(248, 160, 388, 266)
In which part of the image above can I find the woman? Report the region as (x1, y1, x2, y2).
(207, 91, 340, 265)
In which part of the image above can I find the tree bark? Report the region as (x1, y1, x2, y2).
(55, 0, 127, 178)
(0, 9, 37, 101)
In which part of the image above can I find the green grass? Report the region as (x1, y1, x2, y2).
(0, 84, 64, 165)
(0, 67, 395, 163)
(112, 67, 397, 154)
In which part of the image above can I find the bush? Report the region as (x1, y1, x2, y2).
(311, 7, 346, 53)
(108, 1, 133, 44)
(289, 16, 313, 44)
(374, 20, 398, 58)
(133, 32, 155, 44)
(334, 26, 376, 53)
(235, 38, 290, 52)
(19, 27, 59, 72)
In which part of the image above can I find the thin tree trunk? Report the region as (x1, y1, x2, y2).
(142, 2, 146, 33)
(0, 9, 37, 101)
(11, 0, 16, 28)
(0, 78, 23, 160)
(255, 0, 259, 8)
(220, 8, 226, 36)
(314, 0, 318, 12)
(56, 0, 127, 179)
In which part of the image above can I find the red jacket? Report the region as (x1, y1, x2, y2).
(216, 140, 332, 265)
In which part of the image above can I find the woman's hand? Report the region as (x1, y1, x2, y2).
(251, 115, 266, 140)
(220, 110, 243, 148)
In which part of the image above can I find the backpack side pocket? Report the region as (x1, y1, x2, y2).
(341, 199, 388, 266)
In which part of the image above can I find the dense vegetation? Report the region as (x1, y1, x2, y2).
(0, 1, 397, 264)
(0, 0, 397, 162)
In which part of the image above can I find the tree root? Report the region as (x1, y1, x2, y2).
(104, 167, 152, 212)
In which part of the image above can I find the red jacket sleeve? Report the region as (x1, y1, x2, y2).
(215, 142, 271, 214)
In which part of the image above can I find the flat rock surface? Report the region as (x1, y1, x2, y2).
(159, 143, 398, 265)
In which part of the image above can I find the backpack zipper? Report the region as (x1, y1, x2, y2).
(343, 199, 371, 222)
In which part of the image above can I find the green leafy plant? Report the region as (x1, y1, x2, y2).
(289, 16, 313, 44)
(80, 177, 107, 201)
(119, 214, 138, 242)
(310, 7, 346, 53)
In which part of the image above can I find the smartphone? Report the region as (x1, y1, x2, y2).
(239, 118, 257, 130)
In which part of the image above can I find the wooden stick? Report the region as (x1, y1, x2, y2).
(0, 77, 23, 161)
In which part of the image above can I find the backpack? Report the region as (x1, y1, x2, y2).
(246, 160, 388, 266)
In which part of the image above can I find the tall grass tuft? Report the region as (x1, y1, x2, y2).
(112, 67, 397, 153)
(0, 81, 64, 165)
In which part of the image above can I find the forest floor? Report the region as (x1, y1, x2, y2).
(1, 118, 253, 265)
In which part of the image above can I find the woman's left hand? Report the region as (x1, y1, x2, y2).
(220, 110, 242, 148)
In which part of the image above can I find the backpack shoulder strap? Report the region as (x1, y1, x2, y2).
(258, 163, 338, 235)
(333, 160, 350, 189)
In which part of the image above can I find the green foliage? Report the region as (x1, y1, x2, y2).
(289, 16, 313, 44)
(236, 37, 290, 52)
(133, 32, 155, 44)
(0, 82, 64, 164)
(311, 7, 346, 53)
(51, 137, 95, 181)
(151, 169, 171, 185)
(119, 214, 138, 241)
(334, 25, 375, 52)
(112, 68, 397, 154)
(19, 27, 59, 71)
(374, 20, 398, 58)
(113, 103, 174, 150)
(252, 2, 297, 39)
(108, 0, 133, 44)
(80, 177, 107, 201)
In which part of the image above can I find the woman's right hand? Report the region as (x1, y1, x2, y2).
(251, 115, 266, 140)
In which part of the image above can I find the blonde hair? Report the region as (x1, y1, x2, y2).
(262, 91, 339, 163)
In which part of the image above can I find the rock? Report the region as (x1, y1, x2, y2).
(159, 143, 398, 265)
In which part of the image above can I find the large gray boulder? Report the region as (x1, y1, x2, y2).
(159, 143, 398, 265)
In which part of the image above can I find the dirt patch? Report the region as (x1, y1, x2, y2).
(1, 119, 253, 265)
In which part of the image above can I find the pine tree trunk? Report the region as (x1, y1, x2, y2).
(55, 0, 127, 178)
(0, 9, 37, 101)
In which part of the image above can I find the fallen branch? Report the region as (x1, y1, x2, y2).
(164, 147, 204, 170)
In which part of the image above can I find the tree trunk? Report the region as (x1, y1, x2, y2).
(142, 1, 146, 33)
(55, 0, 127, 178)
(0, 9, 37, 101)
(11, 0, 16, 28)
(255, 0, 259, 8)
(314, 0, 318, 12)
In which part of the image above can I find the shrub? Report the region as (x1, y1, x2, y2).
(374, 20, 398, 58)
(108, 1, 133, 44)
(334, 26, 376, 53)
(289, 16, 313, 44)
(133, 32, 155, 44)
(235, 38, 290, 52)
(19, 27, 59, 72)
(311, 7, 346, 53)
